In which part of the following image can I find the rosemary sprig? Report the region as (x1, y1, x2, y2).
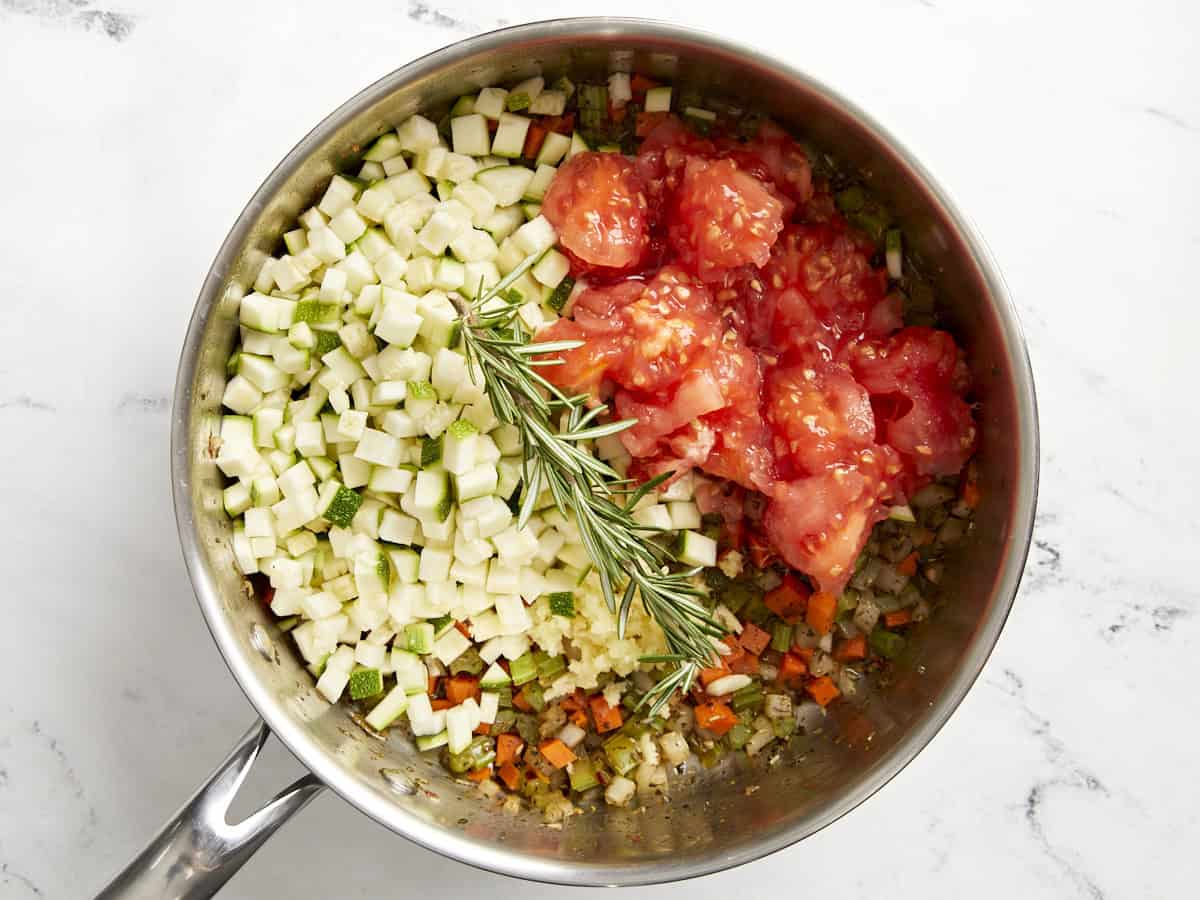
(453, 253, 725, 716)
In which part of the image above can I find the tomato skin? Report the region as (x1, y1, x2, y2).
(851, 327, 977, 476)
(542, 152, 649, 271)
(668, 157, 785, 280)
(729, 120, 815, 206)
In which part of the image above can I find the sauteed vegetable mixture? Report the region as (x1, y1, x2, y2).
(216, 71, 977, 819)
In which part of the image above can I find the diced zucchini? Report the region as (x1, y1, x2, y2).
(676, 530, 718, 568)
(348, 667, 384, 700)
(412, 468, 452, 521)
(404, 621, 435, 655)
(474, 87, 508, 120)
(450, 114, 490, 157)
(523, 164, 557, 201)
(479, 661, 511, 689)
(449, 94, 476, 116)
(364, 684, 409, 730)
(318, 482, 363, 527)
(364, 132, 403, 162)
(476, 166, 535, 207)
(415, 730, 449, 751)
(644, 86, 672, 113)
(567, 131, 590, 159)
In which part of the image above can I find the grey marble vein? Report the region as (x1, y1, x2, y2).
(0, 0, 136, 41)
(115, 392, 170, 413)
(993, 670, 1110, 899)
(0, 863, 43, 898)
(1143, 106, 1194, 132)
(0, 395, 55, 412)
(407, 0, 474, 31)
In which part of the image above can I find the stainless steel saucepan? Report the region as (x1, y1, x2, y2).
(98, 17, 1038, 898)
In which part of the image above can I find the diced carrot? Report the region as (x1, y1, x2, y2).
(721, 635, 746, 662)
(511, 689, 533, 713)
(694, 701, 737, 737)
(523, 122, 547, 159)
(588, 695, 624, 734)
(728, 652, 761, 676)
(884, 609, 913, 629)
(962, 480, 981, 509)
(445, 674, 480, 705)
(699, 664, 730, 687)
(465, 765, 493, 782)
(791, 646, 814, 664)
(542, 113, 575, 134)
(635, 110, 670, 137)
(896, 552, 919, 577)
(764, 573, 812, 624)
(497, 762, 523, 791)
(806, 676, 841, 708)
(560, 690, 586, 713)
(539, 738, 576, 769)
(630, 73, 659, 94)
(806, 591, 837, 636)
(496, 733, 525, 768)
(570, 709, 588, 729)
(454, 620, 471, 639)
(431, 698, 452, 711)
(833, 635, 867, 662)
(739, 623, 771, 655)
(777, 651, 808, 686)
(473, 723, 491, 736)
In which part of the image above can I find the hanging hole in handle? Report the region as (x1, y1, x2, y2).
(224, 721, 317, 824)
(95, 720, 324, 900)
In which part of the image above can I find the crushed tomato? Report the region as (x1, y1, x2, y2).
(538, 115, 976, 594)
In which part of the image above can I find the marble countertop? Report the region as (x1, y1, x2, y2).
(2, 0, 1196, 897)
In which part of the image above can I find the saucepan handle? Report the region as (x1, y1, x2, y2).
(95, 719, 324, 899)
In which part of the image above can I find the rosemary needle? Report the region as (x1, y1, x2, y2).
(452, 252, 725, 716)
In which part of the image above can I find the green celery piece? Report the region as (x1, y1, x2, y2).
(520, 681, 546, 712)
(869, 628, 906, 659)
(509, 652, 538, 686)
(537, 653, 566, 683)
(568, 757, 599, 792)
(506, 92, 531, 112)
(727, 722, 752, 750)
(771, 622, 793, 654)
(602, 734, 640, 776)
(835, 185, 866, 214)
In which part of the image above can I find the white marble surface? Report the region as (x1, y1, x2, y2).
(1, 0, 1197, 897)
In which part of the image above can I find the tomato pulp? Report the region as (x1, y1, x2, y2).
(539, 117, 976, 594)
